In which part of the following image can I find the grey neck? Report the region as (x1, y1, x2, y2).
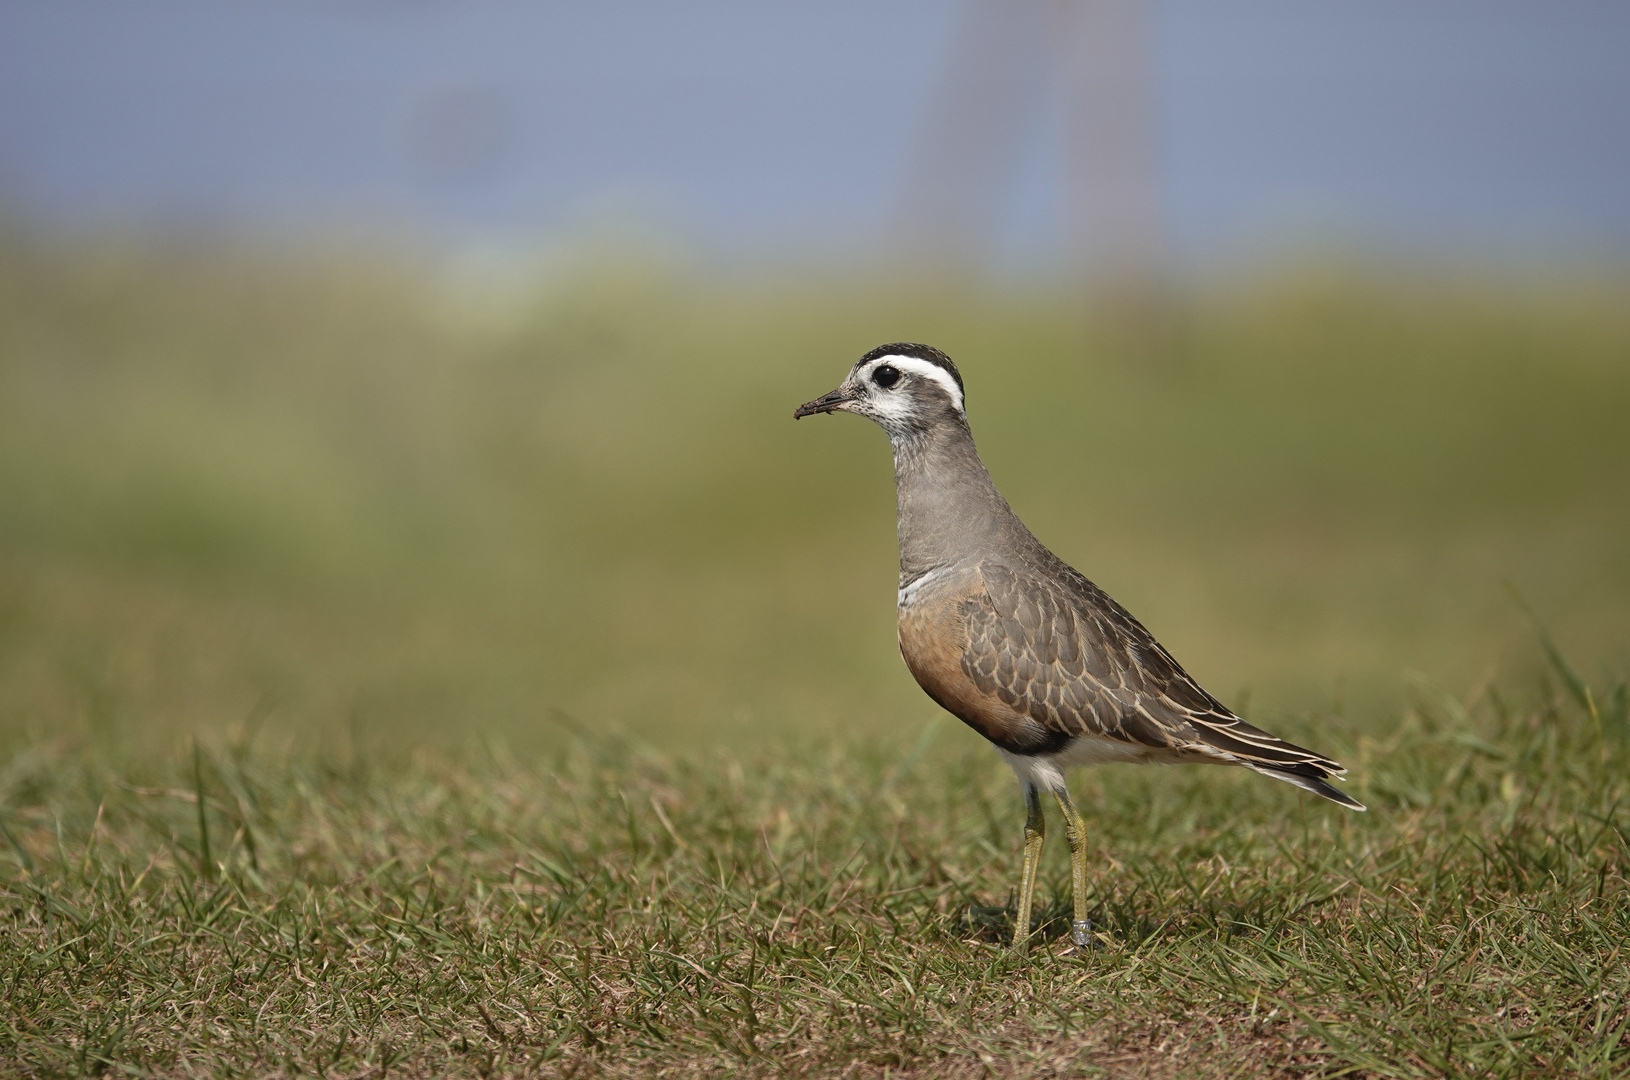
(891, 419, 1031, 584)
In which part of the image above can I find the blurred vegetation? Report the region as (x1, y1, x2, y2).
(0, 233, 1626, 757)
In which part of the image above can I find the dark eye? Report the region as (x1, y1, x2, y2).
(872, 365, 901, 389)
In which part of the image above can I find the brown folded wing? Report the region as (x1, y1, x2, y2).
(960, 561, 1347, 775)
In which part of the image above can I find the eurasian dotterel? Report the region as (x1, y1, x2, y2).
(794, 343, 1364, 951)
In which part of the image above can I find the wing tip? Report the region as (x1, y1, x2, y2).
(1246, 763, 1367, 812)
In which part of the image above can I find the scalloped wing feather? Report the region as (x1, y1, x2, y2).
(960, 560, 1361, 808)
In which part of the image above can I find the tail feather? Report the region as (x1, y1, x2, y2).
(1186, 712, 1365, 811)
(1246, 761, 1366, 811)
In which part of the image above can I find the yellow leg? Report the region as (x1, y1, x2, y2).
(1051, 786, 1094, 949)
(1014, 784, 1045, 950)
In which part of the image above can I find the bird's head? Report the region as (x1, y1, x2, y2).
(793, 343, 966, 441)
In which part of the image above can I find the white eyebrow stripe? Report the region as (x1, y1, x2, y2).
(862, 355, 965, 413)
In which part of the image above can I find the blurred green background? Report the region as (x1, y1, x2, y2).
(2, 236, 1625, 755)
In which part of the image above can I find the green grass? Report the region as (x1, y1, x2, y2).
(2, 659, 1627, 1077)
(1, 234, 1629, 1075)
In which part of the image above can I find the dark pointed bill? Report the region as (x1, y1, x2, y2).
(793, 386, 853, 419)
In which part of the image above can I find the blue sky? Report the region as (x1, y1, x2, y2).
(1, 1, 1626, 263)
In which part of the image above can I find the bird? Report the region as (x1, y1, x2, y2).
(794, 343, 1364, 951)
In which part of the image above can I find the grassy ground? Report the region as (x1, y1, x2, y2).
(1, 235, 1628, 1075)
(2, 657, 1626, 1077)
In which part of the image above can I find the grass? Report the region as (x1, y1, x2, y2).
(2, 657, 1627, 1077)
(0, 233, 1628, 1074)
